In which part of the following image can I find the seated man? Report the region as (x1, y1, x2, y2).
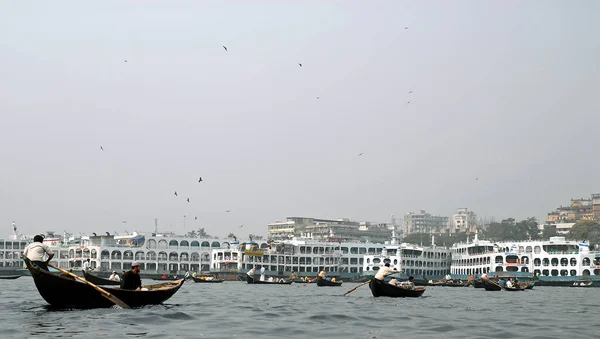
(400, 276, 415, 289)
(109, 271, 121, 282)
(121, 261, 142, 290)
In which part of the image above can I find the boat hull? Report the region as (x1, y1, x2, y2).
(25, 258, 184, 309)
(316, 278, 342, 287)
(369, 279, 425, 298)
(0, 275, 21, 280)
(482, 280, 502, 291)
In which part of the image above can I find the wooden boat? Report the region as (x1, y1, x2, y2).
(316, 278, 342, 287)
(152, 276, 182, 281)
(24, 258, 184, 309)
(369, 278, 426, 298)
(246, 275, 292, 285)
(441, 279, 468, 287)
(0, 275, 21, 280)
(482, 279, 502, 291)
(82, 271, 121, 286)
(192, 276, 224, 283)
(503, 284, 527, 291)
(472, 279, 485, 289)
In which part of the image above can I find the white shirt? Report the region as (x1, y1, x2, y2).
(23, 242, 54, 261)
(83, 261, 90, 271)
(374, 266, 397, 280)
(260, 267, 265, 274)
(247, 269, 256, 277)
(109, 273, 121, 282)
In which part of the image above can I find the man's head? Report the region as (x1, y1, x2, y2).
(131, 261, 140, 273)
(33, 235, 44, 243)
(112, 271, 117, 274)
(384, 263, 390, 267)
(408, 276, 414, 282)
(86, 258, 90, 262)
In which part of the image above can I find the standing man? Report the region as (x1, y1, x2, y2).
(23, 235, 54, 270)
(247, 267, 256, 282)
(374, 263, 401, 282)
(121, 261, 142, 290)
(318, 269, 327, 280)
(82, 258, 91, 272)
(260, 266, 266, 281)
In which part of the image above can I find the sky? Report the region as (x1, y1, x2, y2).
(1, 0, 598, 239)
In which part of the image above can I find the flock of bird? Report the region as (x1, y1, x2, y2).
(101, 32, 426, 232)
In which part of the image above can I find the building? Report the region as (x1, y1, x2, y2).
(403, 210, 448, 235)
(538, 223, 576, 236)
(546, 194, 600, 224)
(451, 208, 477, 233)
(267, 217, 393, 243)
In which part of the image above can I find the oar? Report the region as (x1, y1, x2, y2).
(47, 263, 131, 309)
(487, 279, 504, 290)
(343, 280, 371, 296)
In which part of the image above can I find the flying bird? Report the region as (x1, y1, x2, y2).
(239, 224, 244, 228)
(298, 63, 302, 67)
(407, 101, 411, 104)
(174, 191, 178, 196)
(408, 90, 413, 94)
(198, 177, 203, 183)
(316, 96, 320, 99)
(476, 178, 479, 181)
(195, 216, 198, 220)
(124, 60, 127, 63)
(404, 26, 408, 30)
(187, 198, 190, 203)
(100, 146, 104, 151)
(222, 46, 228, 51)
(226, 210, 231, 213)
(358, 153, 363, 156)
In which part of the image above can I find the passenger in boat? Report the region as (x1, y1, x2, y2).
(109, 271, 121, 282)
(331, 277, 336, 283)
(374, 263, 401, 281)
(318, 269, 327, 280)
(162, 273, 167, 279)
(267, 276, 274, 282)
(121, 261, 142, 291)
(388, 278, 398, 286)
(399, 276, 415, 289)
(260, 266, 266, 281)
(192, 271, 197, 278)
(23, 235, 54, 271)
(506, 278, 514, 288)
(83, 258, 91, 272)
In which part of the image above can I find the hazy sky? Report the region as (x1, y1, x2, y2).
(1, 1, 598, 238)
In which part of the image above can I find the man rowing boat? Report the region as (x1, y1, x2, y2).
(23, 235, 54, 271)
(374, 263, 401, 281)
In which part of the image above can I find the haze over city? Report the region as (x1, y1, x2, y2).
(1, 1, 598, 238)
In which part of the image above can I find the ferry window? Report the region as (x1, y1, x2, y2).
(359, 258, 363, 264)
(534, 246, 541, 254)
(534, 269, 541, 276)
(533, 258, 541, 266)
(350, 268, 358, 273)
(495, 256, 503, 264)
(570, 270, 577, 276)
(551, 258, 558, 266)
(180, 240, 189, 247)
(383, 258, 391, 264)
(201, 241, 210, 248)
(341, 247, 348, 254)
(542, 269, 549, 276)
(583, 269, 590, 276)
(359, 248, 366, 254)
(506, 266, 518, 272)
(190, 241, 199, 248)
(560, 258, 568, 266)
(521, 267, 529, 273)
(594, 269, 600, 275)
(350, 258, 358, 265)
(526, 246, 532, 253)
(495, 266, 503, 272)
(571, 258, 577, 266)
(350, 247, 358, 254)
(393, 259, 397, 265)
(299, 267, 305, 272)
(542, 258, 549, 266)
(594, 257, 600, 266)
(368, 248, 376, 254)
(551, 270, 559, 276)
(373, 258, 380, 264)
(583, 258, 591, 266)
(372, 266, 380, 271)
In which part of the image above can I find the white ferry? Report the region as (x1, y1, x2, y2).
(67, 232, 233, 278)
(362, 234, 452, 280)
(211, 239, 389, 280)
(450, 234, 600, 283)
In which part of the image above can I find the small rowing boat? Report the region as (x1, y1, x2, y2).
(369, 278, 425, 298)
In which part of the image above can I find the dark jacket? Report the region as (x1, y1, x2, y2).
(121, 270, 142, 290)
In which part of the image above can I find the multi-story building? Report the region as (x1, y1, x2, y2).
(451, 208, 477, 233)
(267, 217, 392, 243)
(546, 194, 600, 224)
(403, 210, 448, 235)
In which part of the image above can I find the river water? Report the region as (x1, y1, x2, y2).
(1, 278, 596, 338)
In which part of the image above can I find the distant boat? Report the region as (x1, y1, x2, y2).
(192, 275, 224, 283)
(0, 275, 21, 280)
(82, 271, 120, 286)
(316, 278, 343, 287)
(246, 275, 292, 285)
(24, 257, 184, 309)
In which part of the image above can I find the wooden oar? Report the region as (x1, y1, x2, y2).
(47, 263, 131, 309)
(343, 280, 371, 296)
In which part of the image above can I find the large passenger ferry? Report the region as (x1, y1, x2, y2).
(211, 239, 389, 280)
(450, 234, 600, 283)
(362, 234, 451, 280)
